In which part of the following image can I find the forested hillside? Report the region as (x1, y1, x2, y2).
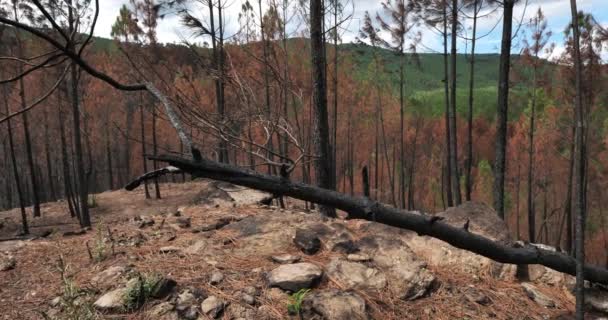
(1, 0, 608, 318)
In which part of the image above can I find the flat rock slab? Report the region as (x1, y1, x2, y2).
(271, 254, 301, 264)
(267, 262, 323, 292)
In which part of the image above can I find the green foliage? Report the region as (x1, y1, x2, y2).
(88, 224, 111, 263)
(41, 256, 98, 320)
(122, 273, 160, 311)
(287, 289, 310, 315)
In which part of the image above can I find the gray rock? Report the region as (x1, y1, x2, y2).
(201, 296, 225, 318)
(146, 302, 178, 320)
(271, 254, 301, 264)
(135, 216, 155, 228)
(0, 254, 16, 271)
(301, 289, 368, 320)
(522, 283, 556, 308)
(326, 258, 386, 291)
(93, 287, 129, 311)
(90, 265, 130, 289)
(209, 270, 224, 285)
(294, 228, 322, 255)
(267, 263, 323, 292)
(159, 246, 181, 254)
(243, 286, 258, 296)
(241, 293, 255, 305)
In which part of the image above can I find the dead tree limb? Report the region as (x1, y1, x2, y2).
(138, 154, 608, 285)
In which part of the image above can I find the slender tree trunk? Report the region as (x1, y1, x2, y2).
(493, 0, 514, 220)
(12, 11, 41, 217)
(332, 0, 339, 190)
(311, 0, 336, 217)
(565, 124, 575, 254)
(152, 105, 161, 199)
(258, 0, 275, 174)
(140, 100, 150, 199)
(43, 107, 56, 201)
(69, 62, 89, 227)
(449, 0, 461, 205)
(407, 118, 420, 210)
(58, 85, 77, 218)
(399, 53, 406, 209)
(443, 3, 453, 207)
(3, 86, 28, 234)
(569, 0, 586, 317)
(217, 0, 228, 163)
(527, 65, 538, 243)
(466, 1, 479, 202)
(516, 161, 521, 239)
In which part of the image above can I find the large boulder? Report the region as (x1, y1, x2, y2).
(522, 283, 556, 308)
(267, 263, 323, 292)
(301, 290, 368, 320)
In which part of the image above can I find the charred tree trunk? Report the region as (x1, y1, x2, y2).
(449, 0, 461, 205)
(311, 0, 336, 217)
(465, 0, 479, 202)
(493, 0, 514, 220)
(140, 100, 150, 199)
(443, 3, 453, 207)
(2, 86, 28, 234)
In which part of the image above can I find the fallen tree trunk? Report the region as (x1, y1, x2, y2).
(130, 154, 608, 285)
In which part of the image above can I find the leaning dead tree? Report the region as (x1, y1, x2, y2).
(2, 0, 608, 289)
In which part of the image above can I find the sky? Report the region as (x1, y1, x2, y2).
(92, 0, 608, 60)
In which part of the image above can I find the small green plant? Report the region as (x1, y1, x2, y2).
(122, 273, 160, 311)
(41, 256, 98, 320)
(86, 224, 114, 263)
(287, 289, 310, 316)
(87, 195, 98, 208)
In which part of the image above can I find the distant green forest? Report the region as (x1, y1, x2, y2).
(340, 42, 540, 120)
(85, 35, 544, 121)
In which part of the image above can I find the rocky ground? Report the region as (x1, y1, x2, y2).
(0, 180, 607, 319)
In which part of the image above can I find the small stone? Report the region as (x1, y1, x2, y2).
(0, 254, 16, 271)
(159, 246, 181, 254)
(267, 263, 323, 292)
(347, 254, 371, 262)
(91, 265, 130, 288)
(201, 296, 225, 318)
(209, 271, 224, 285)
(241, 293, 255, 305)
(243, 286, 258, 296)
(294, 228, 321, 255)
(136, 216, 155, 228)
(522, 283, 556, 308)
(172, 217, 191, 229)
(271, 254, 301, 264)
(93, 287, 129, 311)
(49, 296, 62, 307)
(146, 301, 177, 319)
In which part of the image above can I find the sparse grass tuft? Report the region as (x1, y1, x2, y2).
(122, 273, 160, 311)
(287, 289, 310, 316)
